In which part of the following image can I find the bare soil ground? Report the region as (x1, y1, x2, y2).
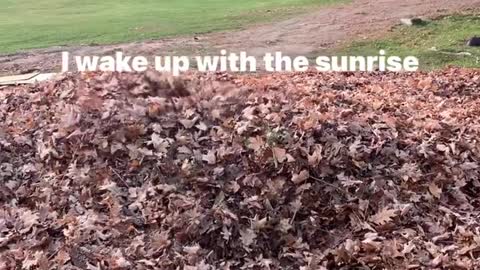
(0, 0, 479, 75)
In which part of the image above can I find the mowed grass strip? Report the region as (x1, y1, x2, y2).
(337, 14, 480, 69)
(0, 0, 344, 54)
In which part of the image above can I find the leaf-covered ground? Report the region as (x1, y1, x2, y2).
(1, 69, 480, 269)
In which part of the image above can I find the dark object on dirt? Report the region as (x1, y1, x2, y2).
(467, 37, 480, 47)
(400, 18, 424, 26)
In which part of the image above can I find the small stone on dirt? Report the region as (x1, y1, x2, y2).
(467, 37, 480, 47)
(400, 18, 424, 26)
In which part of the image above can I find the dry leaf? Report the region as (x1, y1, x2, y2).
(272, 147, 287, 163)
(202, 150, 217, 165)
(247, 136, 264, 152)
(429, 183, 442, 199)
(370, 208, 398, 225)
(240, 229, 257, 247)
(292, 170, 310, 185)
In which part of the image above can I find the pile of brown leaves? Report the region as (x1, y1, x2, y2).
(1, 68, 480, 269)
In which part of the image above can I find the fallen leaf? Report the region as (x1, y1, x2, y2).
(202, 150, 217, 165)
(292, 170, 309, 185)
(272, 147, 287, 163)
(370, 208, 398, 225)
(247, 136, 264, 152)
(429, 183, 442, 199)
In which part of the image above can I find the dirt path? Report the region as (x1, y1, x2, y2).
(1, 0, 478, 75)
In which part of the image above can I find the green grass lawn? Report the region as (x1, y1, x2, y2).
(336, 14, 480, 69)
(0, 0, 343, 54)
